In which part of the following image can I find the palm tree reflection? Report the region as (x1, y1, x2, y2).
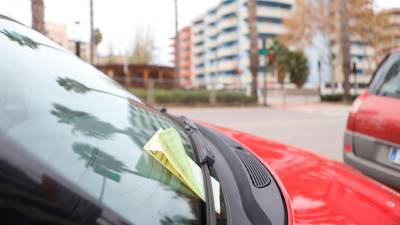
(73, 143, 136, 182)
(55, 76, 194, 155)
(1, 29, 39, 49)
(56, 77, 124, 98)
(72, 142, 194, 201)
(51, 103, 124, 140)
(50, 77, 204, 223)
(56, 77, 91, 94)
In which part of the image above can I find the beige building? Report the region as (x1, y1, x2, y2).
(68, 40, 91, 63)
(45, 22, 69, 48)
(45, 21, 91, 63)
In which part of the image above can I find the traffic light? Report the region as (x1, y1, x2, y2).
(267, 53, 273, 64)
(260, 38, 268, 55)
(259, 48, 268, 56)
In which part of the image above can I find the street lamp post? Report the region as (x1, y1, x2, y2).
(174, 0, 180, 87)
(261, 38, 268, 107)
(352, 62, 358, 95)
(89, 0, 95, 64)
(318, 60, 322, 98)
(74, 21, 81, 58)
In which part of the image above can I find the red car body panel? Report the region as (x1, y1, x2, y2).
(203, 123, 400, 225)
(348, 90, 400, 145)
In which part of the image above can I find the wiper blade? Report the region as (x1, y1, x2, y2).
(181, 116, 217, 225)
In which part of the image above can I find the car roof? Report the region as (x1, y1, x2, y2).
(0, 14, 26, 26)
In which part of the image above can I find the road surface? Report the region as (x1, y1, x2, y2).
(169, 104, 350, 162)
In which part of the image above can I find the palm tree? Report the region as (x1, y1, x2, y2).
(247, 0, 259, 99)
(31, 0, 46, 34)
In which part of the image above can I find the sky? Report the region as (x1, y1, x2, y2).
(1, 0, 400, 65)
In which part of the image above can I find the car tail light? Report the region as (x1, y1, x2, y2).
(347, 90, 369, 131)
(345, 144, 352, 153)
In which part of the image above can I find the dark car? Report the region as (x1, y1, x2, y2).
(344, 50, 400, 190)
(0, 15, 399, 225)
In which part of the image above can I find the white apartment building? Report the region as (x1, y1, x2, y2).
(192, 0, 293, 89)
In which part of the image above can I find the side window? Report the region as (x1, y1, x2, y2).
(370, 54, 400, 99)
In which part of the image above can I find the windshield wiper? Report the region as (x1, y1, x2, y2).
(181, 116, 217, 225)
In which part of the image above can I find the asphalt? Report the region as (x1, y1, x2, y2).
(169, 103, 350, 162)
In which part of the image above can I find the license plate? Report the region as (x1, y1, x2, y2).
(388, 147, 400, 165)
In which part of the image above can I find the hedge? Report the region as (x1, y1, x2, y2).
(129, 88, 257, 106)
(321, 94, 359, 102)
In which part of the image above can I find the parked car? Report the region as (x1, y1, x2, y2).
(0, 15, 399, 225)
(344, 50, 400, 191)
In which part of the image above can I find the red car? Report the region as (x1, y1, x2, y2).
(344, 50, 400, 190)
(0, 15, 399, 225)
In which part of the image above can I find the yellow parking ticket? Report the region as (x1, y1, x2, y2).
(144, 128, 221, 213)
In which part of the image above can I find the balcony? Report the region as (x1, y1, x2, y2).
(217, 46, 238, 58)
(217, 2, 237, 18)
(218, 32, 238, 45)
(218, 17, 238, 31)
(206, 38, 219, 49)
(218, 60, 237, 71)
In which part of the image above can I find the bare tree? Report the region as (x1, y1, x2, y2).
(351, 1, 390, 65)
(282, 0, 386, 100)
(129, 27, 156, 64)
(338, 0, 351, 102)
(31, 0, 46, 34)
(280, 0, 331, 49)
(247, 0, 259, 99)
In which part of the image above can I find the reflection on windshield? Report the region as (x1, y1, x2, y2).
(57, 77, 91, 94)
(54, 77, 196, 159)
(1, 29, 39, 49)
(73, 142, 134, 182)
(51, 103, 125, 140)
(160, 215, 195, 225)
(0, 22, 204, 224)
(50, 81, 201, 197)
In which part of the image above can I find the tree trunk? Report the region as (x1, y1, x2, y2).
(247, 0, 259, 99)
(339, 0, 351, 102)
(31, 0, 46, 35)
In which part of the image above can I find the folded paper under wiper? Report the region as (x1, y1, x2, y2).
(144, 127, 220, 213)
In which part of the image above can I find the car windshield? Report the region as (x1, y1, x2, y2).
(0, 18, 206, 225)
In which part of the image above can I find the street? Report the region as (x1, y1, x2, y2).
(170, 103, 350, 162)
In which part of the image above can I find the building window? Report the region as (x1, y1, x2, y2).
(221, 12, 237, 20)
(219, 55, 238, 62)
(194, 41, 204, 47)
(195, 63, 205, 68)
(219, 40, 238, 48)
(194, 19, 204, 25)
(255, 0, 292, 9)
(222, 0, 235, 6)
(255, 16, 282, 24)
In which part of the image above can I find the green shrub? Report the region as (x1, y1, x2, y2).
(321, 94, 359, 102)
(129, 88, 257, 106)
(217, 91, 257, 105)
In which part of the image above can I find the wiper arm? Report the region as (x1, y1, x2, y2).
(183, 118, 216, 166)
(181, 116, 217, 225)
